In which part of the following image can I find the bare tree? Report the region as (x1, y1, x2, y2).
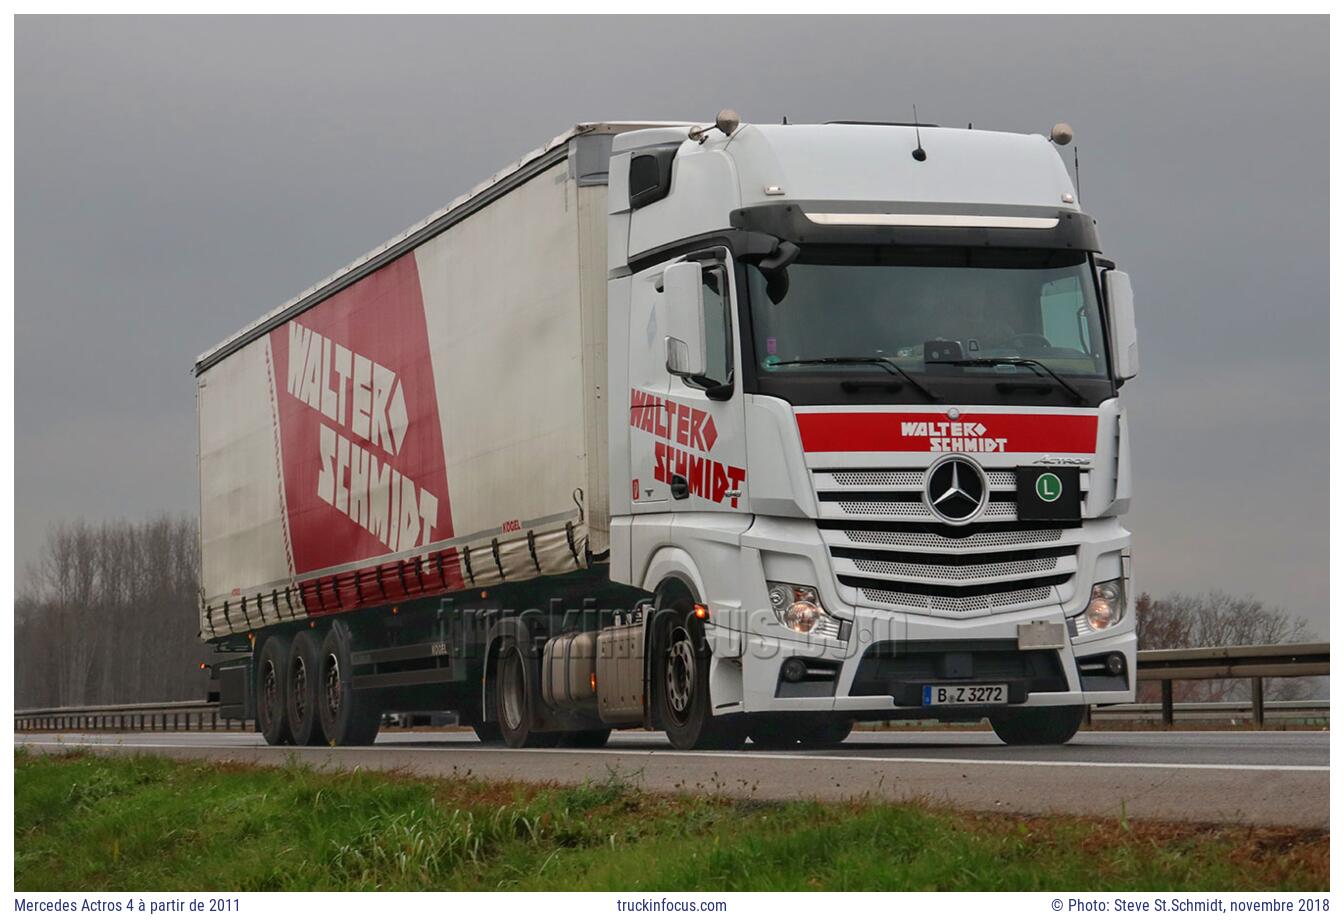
(1135, 591, 1317, 702)
(15, 515, 206, 708)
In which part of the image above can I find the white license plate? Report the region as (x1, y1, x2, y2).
(923, 683, 1007, 705)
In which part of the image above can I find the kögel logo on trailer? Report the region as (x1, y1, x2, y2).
(924, 456, 988, 523)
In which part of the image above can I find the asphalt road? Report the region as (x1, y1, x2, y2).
(17, 728, 1329, 828)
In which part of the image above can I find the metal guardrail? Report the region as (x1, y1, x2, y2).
(1134, 642, 1329, 727)
(13, 700, 250, 733)
(13, 643, 1330, 733)
(1090, 699, 1328, 724)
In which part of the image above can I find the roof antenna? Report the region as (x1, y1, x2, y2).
(911, 105, 927, 162)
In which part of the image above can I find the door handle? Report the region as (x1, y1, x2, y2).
(670, 475, 690, 500)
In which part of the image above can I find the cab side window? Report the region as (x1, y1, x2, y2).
(698, 265, 733, 387)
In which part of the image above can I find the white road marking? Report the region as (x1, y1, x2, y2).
(16, 739, 1328, 773)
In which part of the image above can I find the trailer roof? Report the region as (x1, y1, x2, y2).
(194, 121, 688, 374)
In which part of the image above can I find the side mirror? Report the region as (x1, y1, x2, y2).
(661, 262, 707, 379)
(1103, 269, 1139, 382)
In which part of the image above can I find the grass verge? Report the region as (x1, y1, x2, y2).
(15, 748, 1326, 891)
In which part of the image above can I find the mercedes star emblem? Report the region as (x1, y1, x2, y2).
(925, 456, 988, 523)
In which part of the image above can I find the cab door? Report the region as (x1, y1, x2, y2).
(656, 252, 749, 515)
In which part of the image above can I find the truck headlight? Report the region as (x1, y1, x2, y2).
(1085, 578, 1126, 631)
(767, 582, 827, 634)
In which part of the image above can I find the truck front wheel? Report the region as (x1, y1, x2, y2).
(316, 621, 381, 746)
(255, 635, 292, 746)
(989, 705, 1085, 745)
(655, 605, 746, 751)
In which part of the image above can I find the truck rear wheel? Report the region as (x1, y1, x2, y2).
(494, 641, 561, 748)
(285, 629, 327, 746)
(255, 635, 292, 746)
(655, 603, 746, 751)
(989, 705, 1085, 746)
(317, 620, 381, 746)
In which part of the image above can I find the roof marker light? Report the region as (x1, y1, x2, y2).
(805, 213, 1060, 230)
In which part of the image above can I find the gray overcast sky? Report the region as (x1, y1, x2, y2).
(15, 15, 1329, 637)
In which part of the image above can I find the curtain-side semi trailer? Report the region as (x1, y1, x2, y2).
(195, 114, 1139, 749)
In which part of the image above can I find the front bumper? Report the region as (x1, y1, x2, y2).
(707, 515, 1136, 716)
(714, 612, 1136, 716)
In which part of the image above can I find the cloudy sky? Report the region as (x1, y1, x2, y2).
(15, 16, 1328, 637)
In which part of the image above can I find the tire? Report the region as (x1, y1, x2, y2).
(285, 629, 327, 746)
(655, 595, 746, 751)
(559, 728, 612, 748)
(494, 641, 561, 748)
(989, 705, 1085, 746)
(255, 634, 292, 746)
(316, 620, 381, 746)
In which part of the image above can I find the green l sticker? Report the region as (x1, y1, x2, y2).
(1035, 472, 1063, 503)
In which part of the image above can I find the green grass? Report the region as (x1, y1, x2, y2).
(15, 748, 1326, 891)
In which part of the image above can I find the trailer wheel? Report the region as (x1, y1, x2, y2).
(255, 635, 292, 746)
(316, 620, 381, 746)
(654, 595, 746, 751)
(989, 705, 1085, 746)
(285, 629, 327, 746)
(494, 641, 560, 748)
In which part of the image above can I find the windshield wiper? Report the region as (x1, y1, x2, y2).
(771, 356, 942, 402)
(926, 357, 1087, 404)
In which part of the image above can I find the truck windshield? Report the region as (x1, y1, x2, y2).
(746, 246, 1111, 400)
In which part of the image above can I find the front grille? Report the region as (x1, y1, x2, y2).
(821, 518, 1079, 618)
(852, 554, 1061, 580)
(814, 467, 1087, 523)
(859, 584, 1055, 616)
(839, 526, 1065, 549)
(835, 499, 1018, 518)
(815, 465, 1086, 619)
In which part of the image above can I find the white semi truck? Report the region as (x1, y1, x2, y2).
(195, 113, 1138, 749)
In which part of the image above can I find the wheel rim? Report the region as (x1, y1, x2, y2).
(261, 659, 281, 727)
(324, 653, 342, 720)
(665, 627, 696, 723)
(500, 651, 525, 731)
(291, 656, 307, 722)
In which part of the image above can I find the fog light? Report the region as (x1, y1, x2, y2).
(1085, 579, 1126, 631)
(1105, 652, 1125, 675)
(781, 658, 809, 682)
